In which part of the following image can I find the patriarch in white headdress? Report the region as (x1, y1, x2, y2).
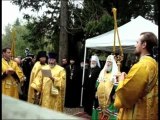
(98, 55, 118, 82)
(90, 55, 101, 68)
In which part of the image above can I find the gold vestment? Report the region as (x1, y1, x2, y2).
(31, 64, 66, 112)
(114, 56, 158, 120)
(2, 58, 25, 99)
(27, 61, 47, 103)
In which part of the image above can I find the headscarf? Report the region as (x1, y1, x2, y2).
(98, 55, 118, 82)
(25, 48, 30, 56)
(90, 55, 101, 68)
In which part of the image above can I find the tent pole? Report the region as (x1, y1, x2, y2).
(80, 46, 87, 107)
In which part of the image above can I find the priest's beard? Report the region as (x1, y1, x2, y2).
(49, 64, 55, 68)
(90, 63, 96, 68)
(106, 65, 112, 73)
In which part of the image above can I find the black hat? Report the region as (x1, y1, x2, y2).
(38, 51, 47, 58)
(36, 51, 47, 61)
(48, 52, 57, 59)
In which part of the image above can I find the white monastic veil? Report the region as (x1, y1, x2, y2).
(98, 55, 118, 82)
(90, 54, 101, 68)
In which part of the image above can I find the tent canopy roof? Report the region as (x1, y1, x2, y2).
(85, 16, 158, 53)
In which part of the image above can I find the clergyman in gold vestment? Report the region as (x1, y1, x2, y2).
(96, 55, 119, 119)
(27, 51, 48, 103)
(31, 52, 66, 112)
(2, 47, 25, 99)
(114, 32, 158, 120)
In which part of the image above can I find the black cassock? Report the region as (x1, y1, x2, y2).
(20, 58, 34, 101)
(64, 64, 82, 108)
(83, 66, 101, 115)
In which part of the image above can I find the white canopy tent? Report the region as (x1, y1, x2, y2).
(80, 16, 158, 106)
(85, 16, 158, 53)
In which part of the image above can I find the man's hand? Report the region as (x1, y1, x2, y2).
(113, 73, 121, 83)
(119, 72, 126, 81)
(20, 77, 26, 86)
(6, 68, 15, 75)
(114, 72, 127, 83)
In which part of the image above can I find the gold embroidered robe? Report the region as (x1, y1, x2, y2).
(2, 58, 25, 99)
(114, 56, 158, 120)
(97, 73, 113, 110)
(31, 64, 66, 112)
(27, 61, 47, 103)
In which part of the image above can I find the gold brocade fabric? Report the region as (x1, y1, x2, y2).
(114, 56, 158, 120)
(2, 58, 25, 99)
(27, 61, 47, 103)
(31, 64, 66, 112)
(97, 73, 114, 110)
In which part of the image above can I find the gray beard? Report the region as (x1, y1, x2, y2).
(90, 64, 96, 68)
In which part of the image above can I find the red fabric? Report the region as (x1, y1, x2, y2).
(99, 112, 109, 120)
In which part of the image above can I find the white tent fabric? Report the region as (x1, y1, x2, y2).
(80, 16, 158, 106)
(85, 16, 158, 53)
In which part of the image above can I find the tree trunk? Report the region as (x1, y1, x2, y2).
(59, 0, 68, 64)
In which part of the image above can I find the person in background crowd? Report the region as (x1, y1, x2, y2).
(83, 55, 101, 116)
(61, 57, 69, 70)
(14, 56, 26, 100)
(21, 54, 35, 101)
(2, 47, 26, 99)
(27, 51, 48, 104)
(31, 52, 66, 112)
(79, 59, 90, 106)
(114, 32, 158, 120)
(80, 59, 89, 70)
(25, 48, 30, 57)
(65, 57, 81, 108)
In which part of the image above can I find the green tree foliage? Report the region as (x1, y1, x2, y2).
(84, 14, 114, 38)
(11, 0, 85, 61)
(2, 18, 31, 58)
(12, 0, 61, 53)
(11, 0, 158, 61)
(82, 0, 158, 40)
(81, 0, 158, 59)
(82, 0, 114, 38)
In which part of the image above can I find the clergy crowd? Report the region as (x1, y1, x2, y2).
(2, 32, 158, 120)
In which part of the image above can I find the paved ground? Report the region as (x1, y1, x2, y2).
(64, 107, 91, 120)
(64, 107, 84, 115)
